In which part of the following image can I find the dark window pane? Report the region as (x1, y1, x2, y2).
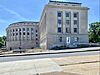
(58, 19, 62, 24)
(36, 34, 37, 36)
(58, 12, 62, 17)
(74, 20, 77, 25)
(23, 32, 25, 35)
(19, 28, 21, 31)
(36, 38, 38, 40)
(31, 28, 33, 31)
(13, 33, 15, 36)
(66, 28, 70, 33)
(27, 28, 29, 31)
(74, 13, 78, 17)
(66, 20, 70, 25)
(13, 29, 14, 32)
(16, 29, 18, 31)
(16, 33, 18, 35)
(23, 28, 25, 31)
(58, 27, 62, 33)
(74, 28, 77, 33)
(31, 32, 34, 35)
(59, 37, 62, 42)
(36, 30, 37, 32)
(36, 42, 38, 44)
(19, 32, 21, 35)
(27, 32, 29, 35)
(66, 13, 70, 17)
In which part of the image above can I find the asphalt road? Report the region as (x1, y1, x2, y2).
(0, 51, 99, 62)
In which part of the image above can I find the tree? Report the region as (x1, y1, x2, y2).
(89, 22, 100, 43)
(0, 36, 6, 48)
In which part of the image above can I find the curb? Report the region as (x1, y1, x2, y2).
(0, 49, 100, 57)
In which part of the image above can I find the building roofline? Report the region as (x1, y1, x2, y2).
(9, 21, 39, 26)
(49, 0, 82, 5)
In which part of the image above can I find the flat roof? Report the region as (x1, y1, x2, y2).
(49, 1, 82, 5)
(9, 21, 39, 26)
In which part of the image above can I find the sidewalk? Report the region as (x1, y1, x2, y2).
(0, 54, 99, 75)
(0, 47, 100, 57)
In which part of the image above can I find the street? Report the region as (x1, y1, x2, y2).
(0, 50, 99, 62)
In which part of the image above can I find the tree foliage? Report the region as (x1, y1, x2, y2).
(0, 36, 6, 48)
(89, 22, 100, 43)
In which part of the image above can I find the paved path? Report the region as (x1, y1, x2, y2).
(0, 58, 62, 75)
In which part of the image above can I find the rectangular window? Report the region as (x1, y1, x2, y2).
(16, 29, 18, 31)
(31, 28, 34, 31)
(16, 33, 18, 35)
(19, 32, 21, 35)
(36, 38, 38, 40)
(23, 28, 25, 31)
(66, 20, 70, 25)
(31, 32, 34, 35)
(58, 12, 62, 17)
(36, 30, 37, 32)
(19, 28, 21, 31)
(66, 13, 70, 17)
(66, 28, 70, 33)
(74, 13, 78, 18)
(36, 34, 38, 36)
(59, 37, 62, 42)
(13, 29, 15, 32)
(58, 19, 62, 24)
(23, 32, 25, 35)
(74, 20, 77, 25)
(74, 28, 77, 33)
(27, 28, 29, 31)
(27, 32, 29, 35)
(58, 27, 62, 33)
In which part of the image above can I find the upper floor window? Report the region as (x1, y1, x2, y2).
(31, 28, 34, 31)
(19, 28, 21, 31)
(16, 29, 18, 31)
(66, 20, 70, 25)
(13, 29, 15, 32)
(36, 34, 38, 36)
(58, 27, 62, 33)
(66, 12, 70, 17)
(23, 32, 25, 35)
(74, 28, 77, 33)
(16, 33, 18, 35)
(74, 13, 78, 18)
(74, 20, 78, 25)
(23, 28, 25, 31)
(58, 12, 62, 17)
(36, 38, 38, 40)
(36, 30, 37, 32)
(27, 32, 29, 35)
(58, 19, 62, 24)
(27, 28, 29, 31)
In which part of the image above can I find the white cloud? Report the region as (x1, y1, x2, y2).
(0, 5, 26, 20)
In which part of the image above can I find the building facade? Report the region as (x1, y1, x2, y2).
(6, 21, 39, 50)
(39, 1, 89, 49)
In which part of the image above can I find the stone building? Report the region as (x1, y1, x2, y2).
(39, 1, 89, 49)
(6, 21, 39, 50)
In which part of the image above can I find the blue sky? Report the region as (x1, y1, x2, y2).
(0, 0, 99, 36)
